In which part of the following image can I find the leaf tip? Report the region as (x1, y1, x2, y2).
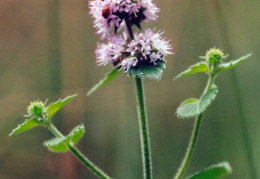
(220, 162, 233, 174)
(172, 76, 179, 81)
(8, 131, 14, 136)
(69, 94, 78, 99)
(86, 90, 92, 97)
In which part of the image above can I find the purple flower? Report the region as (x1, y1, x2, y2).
(89, 0, 160, 39)
(95, 29, 173, 72)
(95, 36, 126, 66)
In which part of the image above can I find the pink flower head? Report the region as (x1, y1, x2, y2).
(95, 29, 173, 73)
(89, 0, 160, 39)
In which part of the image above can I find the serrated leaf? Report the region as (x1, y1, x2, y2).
(126, 60, 166, 80)
(43, 137, 69, 152)
(9, 119, 42, 136)
(216, 53, 251, 73)
(176, 86, 218, 118)
(66, 124, 85, 145)
(174, 62, 210, 80)
(87, 68, 120, 96)
(47, 94, 78, 119)
(186, 162, 232, 179)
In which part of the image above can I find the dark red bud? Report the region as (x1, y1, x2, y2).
(102, 5, 110, 19)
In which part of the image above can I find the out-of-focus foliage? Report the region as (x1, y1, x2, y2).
(1, 0, 260, 178)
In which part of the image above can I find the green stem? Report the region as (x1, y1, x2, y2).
(204, 74, 215, 94)
(174, 113, 203, 179)
(174, 75, 214, 179)
(124, 17, 134, 40)
(125, 15, 152, 179)
(47, 123, 112, 179)
(47, 123, 65, 138)
(135, 77, 152, 179)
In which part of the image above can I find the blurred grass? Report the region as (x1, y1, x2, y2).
(1, 0, 260, 178)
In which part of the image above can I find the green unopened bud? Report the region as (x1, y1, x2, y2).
(27, 100, 46, 119)
(205, 48, 227, 64)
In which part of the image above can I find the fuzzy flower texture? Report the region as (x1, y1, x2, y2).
(89, 0, 160, 39)
(90, 0, 173, 78)
(96, 29, 173, 73)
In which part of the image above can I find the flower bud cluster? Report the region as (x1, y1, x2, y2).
(89, 0, 173, 77)
(89, 0, 159, 39)
(199, 47, 228, 65)
(26, 100, 46, 119)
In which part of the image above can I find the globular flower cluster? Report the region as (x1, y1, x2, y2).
(26, 100, 46, 118)
(89, 0, 172, 79)
(96, 29, 173, 72)
(205, 48, 225, 61)
(200, 47, 228, 64)
(89, 0, 160, 39)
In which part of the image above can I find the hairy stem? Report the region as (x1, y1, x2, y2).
(174, 75, 214, 179)
(174, 113, 203, 179)
(47, 123, 112, 179)
(125, 16, 152, 179)
(204, 74, 215, 94)
(135, 77, 152, 179)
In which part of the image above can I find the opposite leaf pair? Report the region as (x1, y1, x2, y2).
(10, 94, 85, 153)
(173, 48, 251, 179)
(9, 94, 78, 137)
(175, 49, 251, 119)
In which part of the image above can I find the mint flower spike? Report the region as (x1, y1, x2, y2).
(95, 29, 173, 80)
(89, 0, 159, 39)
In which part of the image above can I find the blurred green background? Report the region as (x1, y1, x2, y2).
(1, 0, 259, 178)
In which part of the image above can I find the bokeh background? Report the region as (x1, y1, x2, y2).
(1, 0, 259, 178)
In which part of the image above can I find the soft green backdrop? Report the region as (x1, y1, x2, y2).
(0, 0, 259, 178)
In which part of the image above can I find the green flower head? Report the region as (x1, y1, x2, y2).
(204, 48, 228, 64)
(27, 100, 46, 118)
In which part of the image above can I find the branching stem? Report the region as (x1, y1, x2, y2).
(47, 123, 112, 179)
(174, 74, 215, 179)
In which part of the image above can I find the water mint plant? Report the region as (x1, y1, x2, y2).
(173, 48, 251, 179)
(88, 0, 173, 178)
(9, 0, 252, 178)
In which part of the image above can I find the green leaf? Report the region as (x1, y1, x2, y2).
(47, 94, 78, 119)
(176, 86, 218, 118)
(43, 137, 69, 152)
(87, 68, 120, 96)
(216, 53, 251, 73)
(9, 119, 42, 136)
(66, 124, 85, 145)
(174, 62, 210, 80)
(126, 60, 166, 80)
(185, 162, 232, 179)
(180, 98, 199, 106)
